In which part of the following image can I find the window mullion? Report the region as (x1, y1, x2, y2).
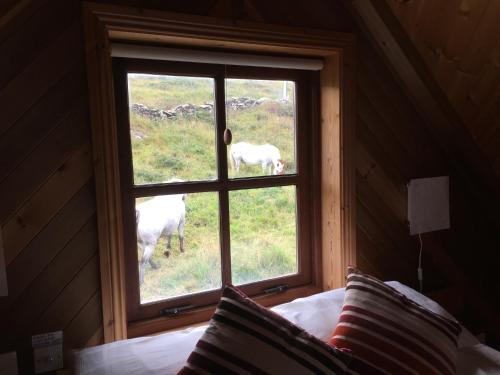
(215, 71, 232, 286)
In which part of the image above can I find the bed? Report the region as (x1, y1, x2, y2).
(74, 282, 500, 374)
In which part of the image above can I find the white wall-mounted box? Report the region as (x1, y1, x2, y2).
(408, 176, 450, 235)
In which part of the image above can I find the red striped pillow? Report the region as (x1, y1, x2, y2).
(328, 267, 462, 375)
(178, 285, 355, 374)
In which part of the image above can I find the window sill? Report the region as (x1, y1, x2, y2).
(127, 284, 322, 338)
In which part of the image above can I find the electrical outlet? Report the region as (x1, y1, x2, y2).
(32, 331, 63, 374)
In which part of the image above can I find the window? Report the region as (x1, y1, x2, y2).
(113, 60, 318, 321)
(84, 4, 356, 341)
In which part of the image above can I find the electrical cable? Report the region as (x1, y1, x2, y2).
(418, 233, 423, 292)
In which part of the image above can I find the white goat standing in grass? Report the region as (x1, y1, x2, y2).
(230, 142, 285, 175)
(136, 179, 186, 284)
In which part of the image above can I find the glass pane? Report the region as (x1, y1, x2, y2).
(136, 192, 221, 304)
(229, 186, 297, 285)
(128, 73, 217, 185)
(226, 78, 296, 178)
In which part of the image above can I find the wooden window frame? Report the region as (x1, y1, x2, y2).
(83, 2, 356, 342)
(115, 59, 317, 322)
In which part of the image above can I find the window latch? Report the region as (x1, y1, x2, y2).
(264, 284, 289, 294)
(160, 304, 194, 317)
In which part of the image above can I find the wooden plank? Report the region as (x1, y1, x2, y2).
(0, 21, 85, 136)
(357, 115, 410, 185)
(357, 91, 420, 175)
(321, 55, 342, 291)
(3, 143, 93, 264)
(0, 0, 80, 88)
(0, 0, 34, 31)
(319, 52, 357, 291)
(356, 141, 406, 221)
(357, 225, 405, 283)
(356, 248, 383, 280)
(356, 201, 416, 287)
(34, 255, 100, 335)
(0, 64, 86, 162)
(4, 221, 97, 337)
(2, 256, 99, 353)
(0, 101, 89, 223)
(83, 5, 130, 342)
(420, 1, 459, 68)
(384, 0, 425, 40)
(357, 59, 443, 171)
(443, 0, 490, 60)
(462, 57, 500, 126)
(458, 0, 500, 74)
(356, 171, 412, 251)
(407, 0, 443, 66)
(481, 128, 500, 163)
(64, 292, 103, 349)
(433, 52, 459, 92)
(84, 329, 104, 348)
(446, 69, 476, 125)
(0, 0, 49, 44)
(0, 183, 96, 306)
(357, 35, 448, 171)
(474, 89, 500, 143)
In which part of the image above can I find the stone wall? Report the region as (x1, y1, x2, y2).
(131, 97, 288, 120)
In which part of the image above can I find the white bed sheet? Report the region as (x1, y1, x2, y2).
(74, 281, 497, 374)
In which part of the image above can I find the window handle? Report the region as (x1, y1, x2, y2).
(264, 284, 289, 294)
(224, 128, 232, 145)
(160, 304, 195, 317)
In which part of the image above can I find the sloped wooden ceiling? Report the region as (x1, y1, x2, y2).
(385, 0, 500, 174)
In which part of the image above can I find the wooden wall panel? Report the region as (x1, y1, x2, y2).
(0, 0, 99, 372)
(2, 0, 500, 371)
(385, 0, 500, 176)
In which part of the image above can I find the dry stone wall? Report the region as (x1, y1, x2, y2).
(131, 97, 288, 120)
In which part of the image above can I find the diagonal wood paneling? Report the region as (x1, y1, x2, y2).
(385, 0, 500, 176)
(0, 101, 89, 224)
(0, 21, 85, 140)
(3, 143, 93, 264)
(0, 0, 100, 372)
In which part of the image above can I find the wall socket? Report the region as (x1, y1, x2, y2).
(32, 331, 63, 374)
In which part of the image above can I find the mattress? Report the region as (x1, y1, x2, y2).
(74, 281, 498, 374)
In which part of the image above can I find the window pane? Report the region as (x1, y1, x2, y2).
(226, 79, 296, 178)
(136, 192, 221, 304)
(229, 186, 297, 285)
(128, 74, 217, 185)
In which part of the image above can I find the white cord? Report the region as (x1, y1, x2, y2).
(418, 233, 423, 292)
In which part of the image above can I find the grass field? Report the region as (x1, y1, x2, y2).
(128, 74, 298, 304)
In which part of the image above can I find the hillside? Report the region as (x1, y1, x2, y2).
(128, 74, 298, 303)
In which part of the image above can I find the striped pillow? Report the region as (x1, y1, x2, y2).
(328, 267, 462, 375)
(178, 285, 352, 374)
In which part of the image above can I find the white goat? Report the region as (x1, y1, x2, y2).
(136, 180, 186, 284)
(230, 142, 285, 175)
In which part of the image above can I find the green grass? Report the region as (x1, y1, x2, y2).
(128, 74, 297, 304)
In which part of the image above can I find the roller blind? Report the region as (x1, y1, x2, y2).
(111, 43, 324, 71)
